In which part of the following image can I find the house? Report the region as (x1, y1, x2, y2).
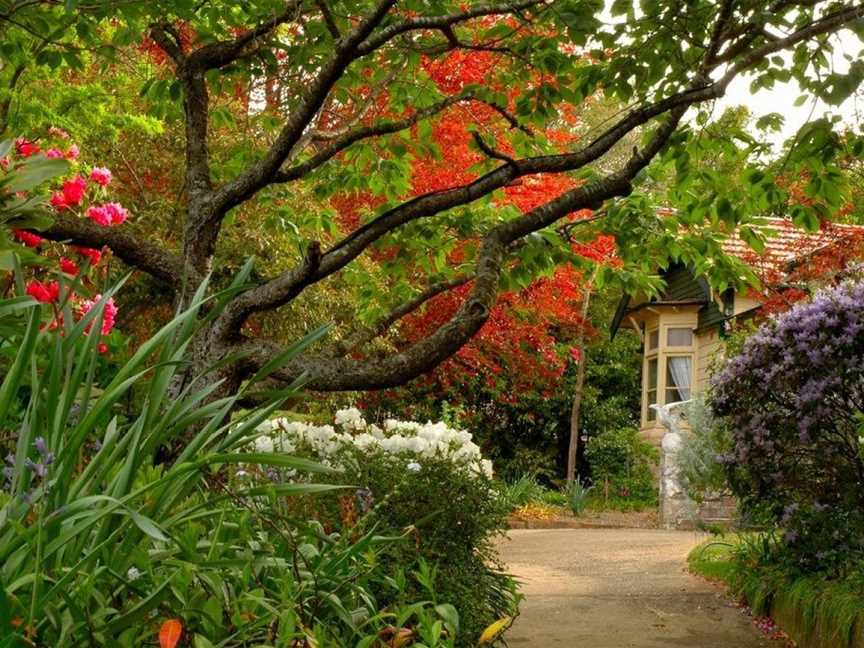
(610, 217, 864, 445)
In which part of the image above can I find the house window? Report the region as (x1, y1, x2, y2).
(647, 328, 659, 351)
(646, 357, 658, 421)
(667, 327, 693, 347)
(665, 356, 693, 403)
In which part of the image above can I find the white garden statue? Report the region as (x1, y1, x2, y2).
(651, 400, 694, 528)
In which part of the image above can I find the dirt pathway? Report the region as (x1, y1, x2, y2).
(497, 528, 768, 648)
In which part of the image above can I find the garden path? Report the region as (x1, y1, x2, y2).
(497, 528, 768, 647)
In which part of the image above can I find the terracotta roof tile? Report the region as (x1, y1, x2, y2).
(721, 217, 864, 277)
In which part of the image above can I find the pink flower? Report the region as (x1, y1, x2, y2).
(65, 144, 79, 160)
(15, 138, 40, 157)
(87, 205, 111, 226)
(74, 246, 102, 266)
(12, 229, 44, 248)
(48, 126, 69, 139)
(59, 257, 79, 275)
(103, 202, 128, 224)
(62, 175, 86, 206)
(50, 191, 70, 211)
(89, 167, 112, 186)
(26, 280, 60, 304)
(79, 294, 117, 335)
(45, 148, 64, 159)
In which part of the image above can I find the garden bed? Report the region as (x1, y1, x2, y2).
(689, 538, 864, 648)
(508, 508, 658, 529)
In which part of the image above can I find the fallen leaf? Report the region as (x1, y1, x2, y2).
(159, 619, 183, 648)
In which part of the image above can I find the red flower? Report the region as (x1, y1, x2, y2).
(62, 175, 86, 206)
(74, 246, 102, 266)
(12, 229, 44, 248)
(59, 257, 79, 275)
(90, 167, 112, 186)
(65, 144, 80, 160)
(98, 342, 108, 354)
(15, 138, 40, 157)
(26, 280, 60, 304)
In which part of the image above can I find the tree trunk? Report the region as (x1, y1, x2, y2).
(566, 283, 593, 486)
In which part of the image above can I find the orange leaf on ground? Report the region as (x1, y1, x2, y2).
(159, 619, 183, 648)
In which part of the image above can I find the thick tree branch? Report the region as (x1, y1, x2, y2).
(38, 214, 188, 285)
(185, 1, 305, 70)
(240, 109, 685, 391)
(210, 0, 399, 217)
(211, 241, 322, 343)
(353, 0, 545, 56)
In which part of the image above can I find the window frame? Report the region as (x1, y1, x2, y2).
(642, 321, 696, 427)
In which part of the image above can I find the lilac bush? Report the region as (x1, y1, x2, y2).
(712, 281, 864, 572)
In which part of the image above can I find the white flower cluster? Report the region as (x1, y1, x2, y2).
(254, 408, 493, 478)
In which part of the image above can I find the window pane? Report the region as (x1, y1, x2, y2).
(647, 358, 658, 389)
(667, 327, 693, 346)
(648, 329, 659, 350)
(665, 356, 692, 403)
(646, 358, 658, 421)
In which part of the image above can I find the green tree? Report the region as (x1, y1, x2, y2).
(4, 0, 864, 398)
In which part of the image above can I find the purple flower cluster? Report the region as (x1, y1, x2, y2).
(711, 282, 864, 571)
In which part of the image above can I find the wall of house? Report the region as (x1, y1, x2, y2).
(695, 328, 724, 393)
(734, 292, 761, 316)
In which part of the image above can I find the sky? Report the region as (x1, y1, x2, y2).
(715, 29, 862, 147)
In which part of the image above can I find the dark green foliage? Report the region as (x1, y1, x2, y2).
(584, 427, 658, 510)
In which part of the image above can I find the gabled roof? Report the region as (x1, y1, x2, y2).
(610, 217, 864, 339)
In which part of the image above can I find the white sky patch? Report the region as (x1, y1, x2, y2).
(714, 29, 863, 147)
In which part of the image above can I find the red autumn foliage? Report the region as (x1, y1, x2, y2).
(322, 44, 608, 400)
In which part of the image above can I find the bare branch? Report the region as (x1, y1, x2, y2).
(315, 0, 341, 39)
(210, 0, 399, 217)
(211, 241, 322, 343)
(354, 0, 545, 56)
(274, 93, 476, 182)
(334, 273, 474, 355)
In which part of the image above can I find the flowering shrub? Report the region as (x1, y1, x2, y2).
(712, 281, 864, 572)
(1, 136, 126, 350)
(256, 407, 493, 478)
(255, 409, 517, 647)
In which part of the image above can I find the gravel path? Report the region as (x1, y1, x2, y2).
(496, 528, 769, 648)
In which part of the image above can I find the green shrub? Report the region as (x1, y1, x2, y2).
(585, 427, 658, 510)
(257, 414, 519, 647)
(500, 474, 547, 510)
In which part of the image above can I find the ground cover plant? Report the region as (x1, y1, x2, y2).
(689, 536, 864, 648)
